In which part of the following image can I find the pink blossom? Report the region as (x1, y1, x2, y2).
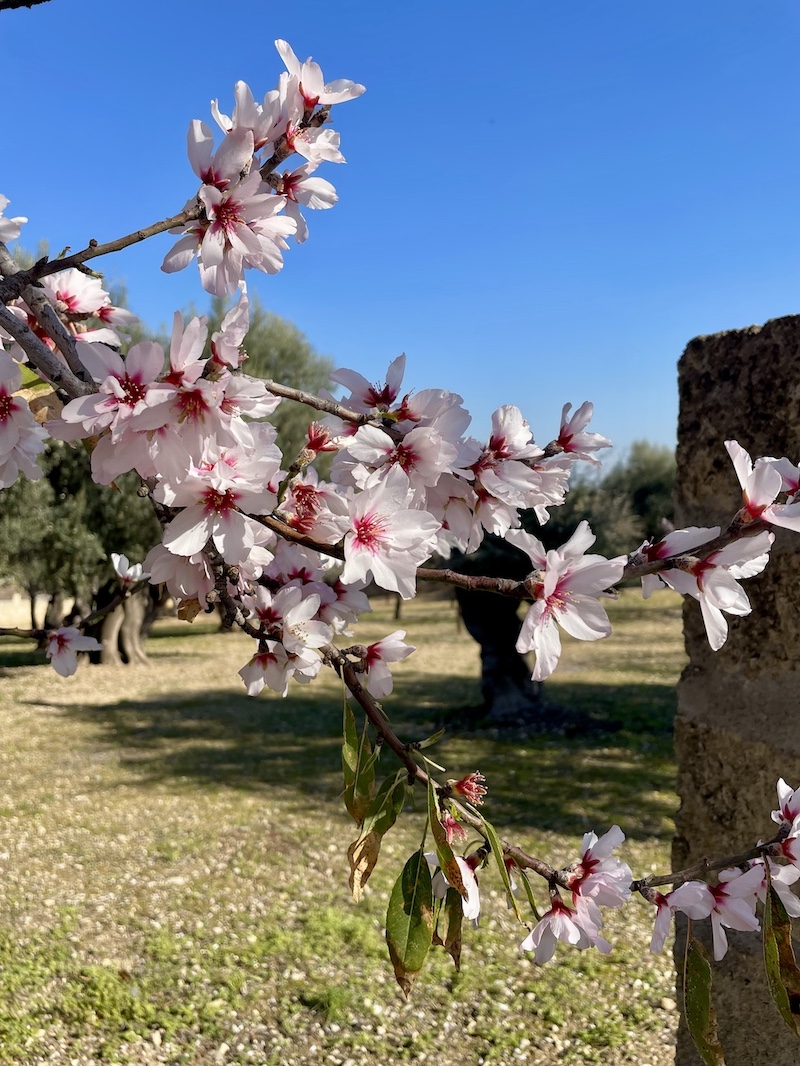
(0, 194, 27, 243)
(40, 269, 137, 342)
(743, 857, 800, 918)
(156, 468, 276, 566)
(635, 527, 720, 599)
(45, 627, 102, 677)
(726, 440, 800, 531)
(471, 407, 543, 505)
(318, 577, 371, 635)
(661, 529, 774, 650)
(275, 39, 366, 108)
(0, 352, 47, 488)
(508, 522, 626, 680)
(363, 629, 415, 697)
(708, 865, 762, 960)
(110, 553, 150, 589)
(649, 881, 714, 953)
(341, 466, 440, 599)
(143, 544, 214, 606)
(162, 127, 296, 295)
(556, 402, 611, 466)
(278, 162, 338, 243)
(210, 287, 250, 369)
(440, 810, 468, 845)
(276, 588, 331, 655)
(521, 895, 611, 964)
(567, 825, 632, 908)
(425, 853, 481, 924)
(345, 423, 458, 496)
(777, 815, 800, 869)
(280, 469, 350, 543)
(772, 778, 800, 827)
(330, 354, 406, 416)
(52, 340, 166, 444)
(450, 771, 488, 806)
(210, 81, 287, 152)
(238, 641, 291, 697)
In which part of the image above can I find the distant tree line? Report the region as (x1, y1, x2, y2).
(527, 439, 676, 557)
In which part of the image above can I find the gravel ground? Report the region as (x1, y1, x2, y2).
(0, 598, 680, 1065)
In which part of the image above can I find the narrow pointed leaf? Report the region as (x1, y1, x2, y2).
(342, 703, 375, 825)
(342, 701, 359, 783)
(427, 774, 467, 901)
(348, 831, 382, 903)
(434, 886, 463, 971)
(764, 881, 800, 1035)
(517, 869, 542, 923)
(359, 769, 407, 838)
(386, 849, 433, 998)
(346, 771, 407, 901)
(481, 815, 523, 923)
(417, 727, 446, 750)
(684, 934, 726, 1066)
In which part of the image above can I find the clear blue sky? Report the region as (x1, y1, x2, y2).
(3, 0, 799, 458)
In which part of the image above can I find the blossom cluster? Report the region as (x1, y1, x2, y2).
(29, 295, 617, 689)
(3, 42, 798, 692)
(0, 350, 47, 488)
(0, 261, 137, 360)
(630, 439, 800, 651)
(162, 40, 363, 295)
(425, 778, 800, 967)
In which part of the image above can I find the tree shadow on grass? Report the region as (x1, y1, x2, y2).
(41, 668, 677, 842)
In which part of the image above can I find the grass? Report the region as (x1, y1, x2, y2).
(0, 589, 685, 1064)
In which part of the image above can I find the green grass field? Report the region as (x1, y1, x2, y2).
(0, 590, 685, 1065)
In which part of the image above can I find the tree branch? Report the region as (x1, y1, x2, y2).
(0, 303, 93, 396)
(0, 0, 54, 9)
(262, 380, 371, 425)
(0, 204, 203, 303)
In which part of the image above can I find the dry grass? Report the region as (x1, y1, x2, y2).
(0, 589, 686, 1065)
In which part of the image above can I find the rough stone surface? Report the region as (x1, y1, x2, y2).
(675, 315, 800, 1064)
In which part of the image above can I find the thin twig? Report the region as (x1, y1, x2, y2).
(0, 204, 202, 303)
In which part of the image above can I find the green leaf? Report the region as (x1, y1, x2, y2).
(342, 700, 359, 782)
(18, 364, 47, 389)
(341, 702, 376, 825)
(432, 886, 463, 971)
(386, 849, 433, 998)
(764, 881, 800, 1036)
(359, 769, 407, 839)
(481, 815, 523, 923)
(427, 774, 467, 901)
(346, 771, 407, 902)
(417, 727, 446, 750)
(684, 934, 726, 1066)
(517, 869, 542, 923)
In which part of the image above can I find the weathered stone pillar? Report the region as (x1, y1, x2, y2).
(675, 314, 800, 1064)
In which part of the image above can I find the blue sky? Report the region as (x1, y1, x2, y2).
(3, 0, 799, 459)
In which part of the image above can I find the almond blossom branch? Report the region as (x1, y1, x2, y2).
(323, 643, 489, 834)
(0, 243, 90, 383)
(260, 380, 371, 425)
(622, 518, 771, 581)
(0, 303, 93, 396)
(0, 204, 203, 304)
(632, 834, 787, 895)
(0, 581, 143, 643)
(0, 0, 55, 10)
(259, 107, 331, 181)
